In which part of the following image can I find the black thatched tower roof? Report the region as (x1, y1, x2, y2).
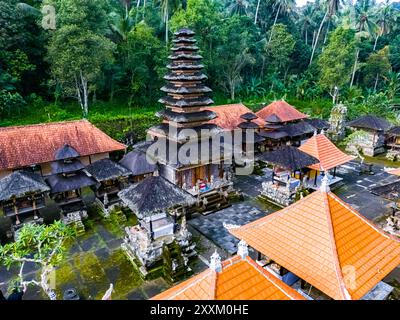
(51, 159, 85, 174)
(86, 158, 131, 182)
(0, 171, 50, 201)
(119, 150, 157, 176)
(347, 115, 391, 132)
(240, 112, 258, 121)
(371, 181, 400, 201)
(305, 118, 330, 131)
(149, 28, 220, 141)
(284, 121, 315, 137)
(55, 144, 80, 160)
(118, 176, 196, 218)
(46, 172, 96, 193)
(259, 146, 319, 171)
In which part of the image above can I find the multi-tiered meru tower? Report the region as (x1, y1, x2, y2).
(147, 28, 232, 197)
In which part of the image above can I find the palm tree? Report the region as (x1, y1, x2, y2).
(159, 0, 181, 44)
(354, 0, 376, 35)
(373, 0, 398, 50)
(109, 7, 136, 42)
(267, 0, 295, 45)
(299, 4, 317, 45)
(227, 0, 250, 16)
(309, 0, 342, 65)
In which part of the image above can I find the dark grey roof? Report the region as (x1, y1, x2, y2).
(46, 172, 96, 193)
(242, 132, 265, 143)
(0, 171, 50, 201)
(55, 144, 80, 160)
(167, 62, 204, 70)
(156, 109, 216, 123)
(238, 121, 260, 129)
(119, 150, 157, 176)
(388, 126, 400, 136)
(259, 130, 288, 140)
(174, 28, 196, 36)
(164, 72, 208, 82)
(118, 176, 196, 218)
(149, 123, 222, 143)
(158, 96, 214, 108)
(161, 84, 212, 94)
(240, 112, 258, 121)
(86, 158, 131, 182)
(265, 114, 283, 123)
(305, 118, 330, 131)
(259, 146, 319, 171)
(284, 121, 315, 137)
(51, 159, 85, 174)
(371, 181, 400, 200)
(347, 115, 391, 132)
(171, 45, 199, 51)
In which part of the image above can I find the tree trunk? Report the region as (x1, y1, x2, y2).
(267, 4, 281, 45)
(350, 48, 359, 88)
(309, 10, 328, 65)
(254, 0, 260, 24)
(305, 29, 308, 45)
(323, 19, 330, 44)
(373, 35, 379, 51)
(374, 73, 379, 92)
(80, 71, 89, 118)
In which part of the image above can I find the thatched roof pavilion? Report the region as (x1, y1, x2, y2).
(51, 159, 85, 174)
(347, 115, 391, 132)
(118, 176, 196, 218)
(46, 172, 96, 193)
(259, 146, 319, 171)
(304, 118, 330, 131)
(54, 144, 80, 160)
(371, 181, 400, 201)
(86, 158, 131, 182)
(0, 171, 50, 202)
(119, 150, 157, 176)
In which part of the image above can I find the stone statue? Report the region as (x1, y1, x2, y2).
(328, 103, 347, 142)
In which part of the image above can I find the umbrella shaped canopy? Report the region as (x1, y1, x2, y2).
(118, 176, 196, 218)
(119, 150, 157, 176)
(259, 146, 319, 171)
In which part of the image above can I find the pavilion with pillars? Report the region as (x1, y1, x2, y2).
(229, 176, 400, 300)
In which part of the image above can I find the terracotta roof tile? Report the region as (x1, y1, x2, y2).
(203, 104, 264, 130)
(389, 168, 400, 176)
(256, 100, 308, 123)
(299, 134, 355, 171)
(0, 120, 126, 170)
(151, 255, 305, 300)
(230, 190, 400, 300)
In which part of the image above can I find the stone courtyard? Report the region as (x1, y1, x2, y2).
(1, 158, 400, 300)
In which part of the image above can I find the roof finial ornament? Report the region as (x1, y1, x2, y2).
(210, 250, 222, 272)
(321, 128, 326, 135)
(320, 174, 330, 193)
(313, 129, 318, 136)
(237, 240, 249, 259)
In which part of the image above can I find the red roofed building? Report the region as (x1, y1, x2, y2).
(0, 120, 126, 178)
(151, 244, 306, 300)
(256, 100, 308, 123)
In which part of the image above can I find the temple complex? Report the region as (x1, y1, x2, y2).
(230, 177, 400, 300)
(386, 126, 400, 161)
(151, 241, 305, 300)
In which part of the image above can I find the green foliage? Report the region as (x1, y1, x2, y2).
(0, 89, 26, 116)
(363, 46, 392, 90)
(0, 221, 75, 269)
(346, 92, 394, 120)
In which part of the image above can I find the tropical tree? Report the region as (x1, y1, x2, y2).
(158, 0, 181, 43)
(363, 46, 391, 91)
(0, 222, 74, 300)
(318, 27, 356, 104)
(298, 3, 317, 45)
(385, 71, 400, 99)
(309, 0, 342, 65)
(373, 0, 399, 50)
(227, 0, 249, 16)
(266, 0, 295, 45)
(354, 0, 376, 35)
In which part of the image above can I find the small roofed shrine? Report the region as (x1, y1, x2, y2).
(347, 115, 392, 156)
(230, 176, 400, 300)
(256, 100, 315, 150)
(146, 28, 234, 206)
(46, 144, 96, 228)
(85, 158, 131, 216)
(0, 171, 50, 231)
(299, 132, 355, 190)
(119, 148, 157, 183)
(386, 126, 400, 161)
(119, 176, 197, 279)
(238, 112, 265, 155)
(151, 241, 306, 300)
(258, 146, 319, 207)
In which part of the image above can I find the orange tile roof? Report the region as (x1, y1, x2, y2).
(0, 120, 126, 170)
(389, 168, 400, 176)
(151, 255, 306, 300)
(203, 104, 264, 130)
(256, 100, 308, 123)
(230, 189, 400, 300)
(299, 134, 355, 171)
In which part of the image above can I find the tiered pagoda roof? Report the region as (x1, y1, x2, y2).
(152, 247, 305, 300)
(230, 178, 400, 300)
(149, 28, 218, 142)
(299, 133, 355, 171)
